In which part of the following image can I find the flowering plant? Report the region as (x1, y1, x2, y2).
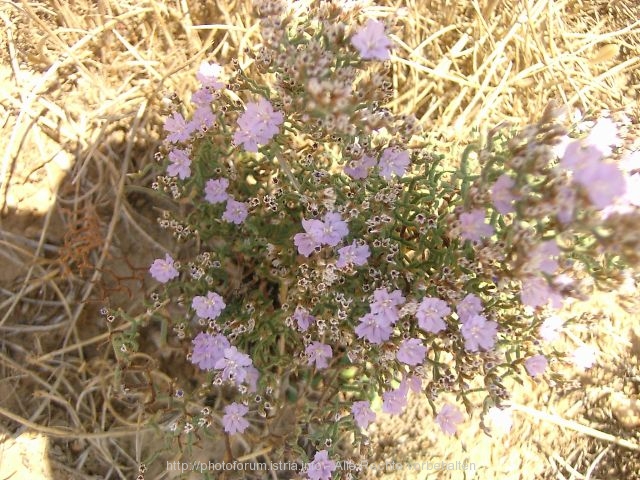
(107, 1, 640, 478)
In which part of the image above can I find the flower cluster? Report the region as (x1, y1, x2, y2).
(115, 2, 640, 477)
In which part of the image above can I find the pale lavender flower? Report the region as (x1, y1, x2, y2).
(306, 342, 332, 369)
(460, 314, 498, 352)
(520, 276, 563, 309)
(402, 374, 422, 394)
(571, 345, 597, 370)
(435, 403, 464, 435)
(307, 450, 336, 480)
(222, 402, 249, 434)
(351, 19, 392, 61)
(192, 291, 226, 320)
(378, 147, 410, 180)
(191, 333, 230, 370)
(539, 315, 563, 343)
(525, 240, 560, 275)
(149, 254, 179, 283)
(561, 140, 602, 171)
(316, 212, 349, 247)
(164, 112, 191, 143)
(336, 241, 370, 268)
(381, 387, 408, 415)
(222, 198, 249, 224)
(354, 312, 393, 344)
(524, 354, 547, 377)
(344, 155, 376, 179)
(196, 61, 224, 89)
(233, 98, 283, 152)
(190, 105, 216, 131)
(416, 297, 450, 333)
(191, 87, 213, 107)
(586, 117, 619, 156)
(574, 160, 627, 209)
(204, 178, 229, 204)
(293, 306, 315, 332)
(370, 288, 405, 325)
(459, 209, 494, 242)
(167, 149, 191, 179)
(294, 218, 324, 257)
(215, 346, 253, 384)
(351, 401, 376, 430)
(491, 174, 518, 214)
(456, 293, 483, 323)
(396, 338, 427, 366)
(556, 186, 576, 224)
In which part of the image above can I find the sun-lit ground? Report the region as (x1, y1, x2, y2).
(1, 0, 639, 478)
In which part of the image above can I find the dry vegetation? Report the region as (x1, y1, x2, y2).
(0, 0, 639, 478)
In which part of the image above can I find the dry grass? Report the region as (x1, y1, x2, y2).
(0, 0, 639, 478)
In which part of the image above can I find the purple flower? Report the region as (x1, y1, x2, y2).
(294, 233, 320, 257)
(222, 402, 249, 434)
(561, 140, 602, 171)
(459, 209, 494, 242)
(351, 19, 392, 61)
(396, 338, 427, 366)
(215, 346, 253, 384)
(222, 198, 249, 224)
(233, 98, 283, 152)
(336, 241, 370, 268)
(307, 450, 336, 480)
(316, 212, 349, 247)
(204, 178, 229, 204)
(539, 315, 563, 343)
(306, 342, 332, 369)
(191, 333, 230, 370)
(192, 291, 226, 320)
(370, 288, 405, 325)
(456, 294, 483, 323)
(351, 401, 376, 430)
(167, 149, 191, 179)
(460, 314, 498, 352)
(524, 354, 547, 377)
(416, 297, 451, 333)
(491, 174, 518, 214)
(574, 160, 626, 209)
(293, 306, 315, 332)
(381, 387, 408, 415)
(403, 374, 422, 393)
(344, 155, 376, 179)
(556, 186, 576, 224)
(149, 254, 179, 283)
(378, 147, 410, 180)
(196, 61, 224, 89)
(190, 105, 216, 131)
(436, 403, 464, 435)
(586, 117, 619, 156)
(191, 87, 213, 107)
(294, 214, 348, 256)
(520, 276, 563, 309)
(525, 240, 560, 275)
(354, 312, 393, 344)
(164, 112, 191, 143)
